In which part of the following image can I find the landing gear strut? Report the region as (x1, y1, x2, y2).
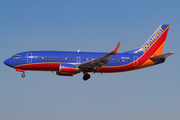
(83, 73, 90, 81)
(21, 72, 25, 78)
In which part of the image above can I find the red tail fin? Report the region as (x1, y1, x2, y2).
(140, 24, 169, 56)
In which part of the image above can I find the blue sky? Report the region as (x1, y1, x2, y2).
(0, 0, 179, 120)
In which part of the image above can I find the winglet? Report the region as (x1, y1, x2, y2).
(110, 42, 121, 55)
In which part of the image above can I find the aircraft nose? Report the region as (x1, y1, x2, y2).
(4, 59, 10, 66)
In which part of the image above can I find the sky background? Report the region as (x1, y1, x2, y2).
(0, 0, 179, 120)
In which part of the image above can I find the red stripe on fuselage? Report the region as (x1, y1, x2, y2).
(14, 62, 60, 71)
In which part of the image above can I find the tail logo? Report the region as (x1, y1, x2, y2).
(141, 27, 164, 52)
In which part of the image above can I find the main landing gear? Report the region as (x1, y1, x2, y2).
(83, 72, 90, 81)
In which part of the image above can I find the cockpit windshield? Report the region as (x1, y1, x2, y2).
(12, 55, 20, 59)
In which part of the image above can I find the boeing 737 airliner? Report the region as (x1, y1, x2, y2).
(4, 24, 174, 81)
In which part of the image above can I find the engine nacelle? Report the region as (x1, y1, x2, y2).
(56, 64, 80, 76)
(56, 72, 74, 76)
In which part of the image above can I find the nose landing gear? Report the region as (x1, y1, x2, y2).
(21, 73, 25, 78)
(16, 69, 25, 78)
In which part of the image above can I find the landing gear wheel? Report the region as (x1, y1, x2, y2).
(21, 73, 25, 78)
(83, 74, 90, 81)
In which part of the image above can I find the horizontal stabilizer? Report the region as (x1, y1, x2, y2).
(150, 52, 175, 60)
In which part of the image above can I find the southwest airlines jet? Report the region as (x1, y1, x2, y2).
(4, 24, 174, 81)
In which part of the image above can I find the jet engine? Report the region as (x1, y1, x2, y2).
(56, 64, 80, 76)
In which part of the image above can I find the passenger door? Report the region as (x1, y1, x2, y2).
(27, 53, 32, 63)
(133, 56, 138, 66)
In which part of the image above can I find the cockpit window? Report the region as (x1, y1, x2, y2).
(12, 55, 20, 59)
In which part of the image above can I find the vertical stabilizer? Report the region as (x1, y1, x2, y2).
(140, 24, 169, 56)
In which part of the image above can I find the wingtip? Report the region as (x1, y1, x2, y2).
(117, 42, 121, 45)
(111, 42, 121, 55)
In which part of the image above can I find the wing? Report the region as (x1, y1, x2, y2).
(78, 42, 121, 70)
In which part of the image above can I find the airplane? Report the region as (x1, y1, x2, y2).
(4, 24, 174, 81)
